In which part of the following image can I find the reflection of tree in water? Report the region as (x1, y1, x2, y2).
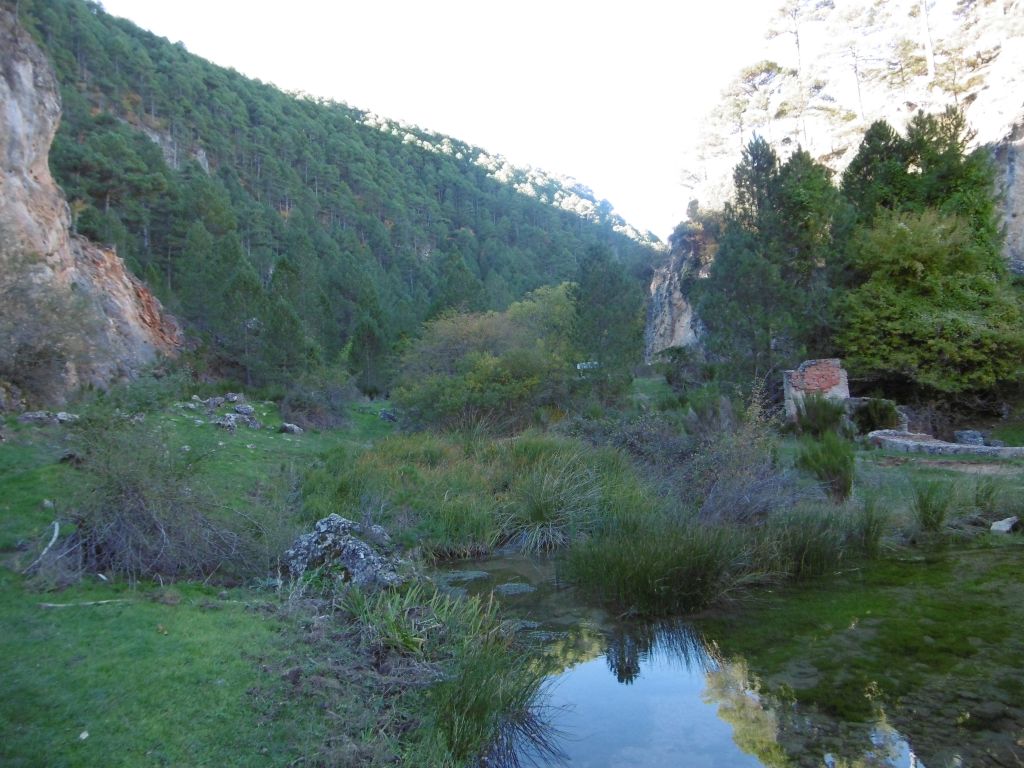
(702, 659, 913, 768)
(703, 658, 793, 767)
(604, 620, 717, 684)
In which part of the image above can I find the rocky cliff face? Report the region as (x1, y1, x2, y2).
(0, 8, 180, 406)
(644, 250, 700, 362)
(994, 121, 1024, 274)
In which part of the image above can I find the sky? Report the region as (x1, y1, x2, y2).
(97, 1, 777, 241)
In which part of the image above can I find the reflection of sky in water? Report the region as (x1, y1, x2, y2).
(517, 622, 926, 768)
(531, 650, 763, 767)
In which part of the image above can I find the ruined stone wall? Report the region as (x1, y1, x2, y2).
(783, 359, 850, 420)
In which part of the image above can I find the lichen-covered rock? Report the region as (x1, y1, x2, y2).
(213, 412, 261, 431)
(283, 514, 404, 589)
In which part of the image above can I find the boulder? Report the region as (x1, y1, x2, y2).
(379, 409, 398, 423)
(279, 422, 304, 435)
(283, 514, 404, 589)
(234, 404, 255, 416)
(991, 516, 1020, 534)
(954, 430, 985, 446)
(224, 392, 244, 403)
(213, 411, 260, 431)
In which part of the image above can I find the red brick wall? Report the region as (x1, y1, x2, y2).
(788, 360, 842, 393)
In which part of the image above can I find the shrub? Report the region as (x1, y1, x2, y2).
(279, 369, 355, 430)
(851, 398, 901, 434)
(796, 431, 855, 502)
(910, 478, 953, 532)
(688, 388, 811, 523)
(67, 418, 258, 581)
(794, 394, 847, 439)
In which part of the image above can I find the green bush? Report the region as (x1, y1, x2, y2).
(796, 431, 855, 502)
(851, 398, 901, 434)
(794, 394, 848, 439)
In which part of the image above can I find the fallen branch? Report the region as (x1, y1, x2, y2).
(22, 521, 59, 575)
(38, 599, 132, 609)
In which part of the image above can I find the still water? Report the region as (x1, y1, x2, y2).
(436, 553, 1022, 767)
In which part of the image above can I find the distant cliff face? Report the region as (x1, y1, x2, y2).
(644, 250, 699, 362)
(0, 8, 180, 406)
(994, 121, 1024, 274)
(683, 0, 1024, 264)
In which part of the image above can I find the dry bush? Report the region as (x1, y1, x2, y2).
(67, 417, 258, 582)
(687, 385, 814, 523)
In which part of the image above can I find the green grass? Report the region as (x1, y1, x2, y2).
(302, 431, 650, 559)
(0, 397, 412, 766)
(0, 575, 328, 767)
(990, 420, 1024, 446)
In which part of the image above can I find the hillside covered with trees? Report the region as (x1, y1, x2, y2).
(14, 0, 657, 393)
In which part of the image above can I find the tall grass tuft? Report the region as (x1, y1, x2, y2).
(761, 507, 847, 579)
(796, 431, 855, 502)
(564, 519, 752, 615)
(854, 490, 887, 558)
(973, 476, 1001, 517)
(498, 452, 600, 552)
(794, 393, 848, 439)
(910, 477, 953, 532)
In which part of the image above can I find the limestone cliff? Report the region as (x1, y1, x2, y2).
(682, 0, 1024, 264)
(645, 250, 700, 362)
(994, 121, 1024, 274)
(0, 8, 180, 406)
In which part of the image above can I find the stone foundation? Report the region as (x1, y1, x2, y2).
(867, 430, 1024, 458)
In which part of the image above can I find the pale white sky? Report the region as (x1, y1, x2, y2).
(98, 1, 777, 240)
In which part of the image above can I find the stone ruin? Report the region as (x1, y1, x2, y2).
(783, 358, 850, 421)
